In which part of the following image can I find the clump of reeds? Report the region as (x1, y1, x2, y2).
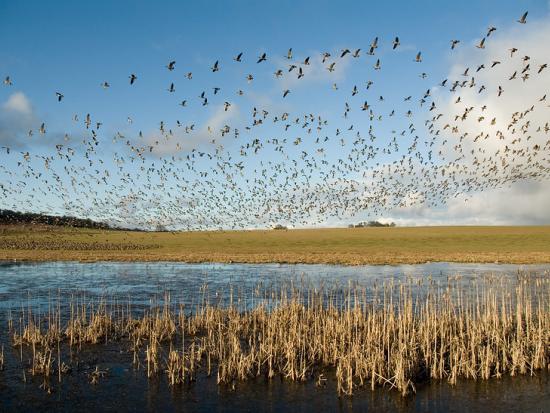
(89, 366, 108, 385)
(8, 272, 550, 396)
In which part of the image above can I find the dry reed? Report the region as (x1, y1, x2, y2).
(8, 273, 550, 396)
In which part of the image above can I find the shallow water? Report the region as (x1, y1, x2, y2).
(1, 261, 549, 308)
(0, 261, 549, 412)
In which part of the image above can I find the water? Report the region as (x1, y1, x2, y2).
(1, 261, 549, 308)
(0, 261, 549, 412)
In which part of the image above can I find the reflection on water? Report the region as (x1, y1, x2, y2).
(0, 261, 549, 412)
(1, 261, 549, 307)
(2, 367, 549, 413)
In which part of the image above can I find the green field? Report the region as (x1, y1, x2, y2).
(1, 225, 550, 265)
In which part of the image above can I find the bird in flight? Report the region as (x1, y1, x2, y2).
(2, 8, 548, 231)
(517, 11, 528, 24)
(476, 38, 486, 49)
(287, 48, 293, 60)
(370, 37, 379, 50)
(392, 37, 400, 49)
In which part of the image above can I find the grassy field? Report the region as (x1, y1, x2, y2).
(1, 224, 550, 265)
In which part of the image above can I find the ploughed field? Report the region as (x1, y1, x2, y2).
(1, 224, 550, 265)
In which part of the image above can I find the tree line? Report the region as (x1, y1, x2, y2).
(0, 209, 118, 230)
(348, 221, 396, 228)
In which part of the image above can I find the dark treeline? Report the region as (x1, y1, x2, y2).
(0, 209, 126, 230)
(348, 220, 396, 228)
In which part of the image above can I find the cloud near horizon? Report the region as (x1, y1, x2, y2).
(317, 15, 550, 228)
(383, 15, 550, 226)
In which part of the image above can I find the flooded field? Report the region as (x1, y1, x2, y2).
(0, 261, 549, 412)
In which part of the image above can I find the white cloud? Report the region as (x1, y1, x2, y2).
(433, 16, 550, 160)
(0, 92, 39, 149)
(142, 102, 241, 156)
(306, 17, 550, 228)
(403, 14, 550, 225)
(3, 91, 32, 115)
(381, 179, 550, 226)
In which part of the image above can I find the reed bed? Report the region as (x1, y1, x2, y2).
(6, 273, 550, 396)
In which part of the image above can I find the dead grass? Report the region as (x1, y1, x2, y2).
(9, 273, 550, 396)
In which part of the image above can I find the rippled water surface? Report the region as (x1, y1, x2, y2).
(0, 261, 549, 412)
(1, 260, 549, 305)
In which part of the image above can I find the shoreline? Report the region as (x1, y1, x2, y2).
(1, 254, 550, 266)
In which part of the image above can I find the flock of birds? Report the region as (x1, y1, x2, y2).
(1, 10, 549, 230)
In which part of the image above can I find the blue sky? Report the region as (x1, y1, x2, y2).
(2, 0, 546, 132)
(1, 1, 550, 228)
